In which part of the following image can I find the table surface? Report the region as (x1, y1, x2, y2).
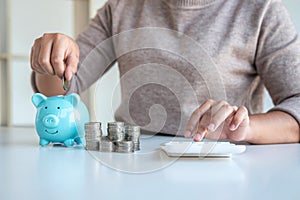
(0, 127, 300, 200)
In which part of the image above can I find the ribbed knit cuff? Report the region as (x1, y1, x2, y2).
(164, 0, 218, 8)
(31, 71, 39, 93)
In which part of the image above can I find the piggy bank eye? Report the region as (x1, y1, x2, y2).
(45, 106, 48, 109)
(57, 107, 60, 109)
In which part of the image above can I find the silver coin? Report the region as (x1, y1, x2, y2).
(115, 141, 134, 153)
(107, 127, 124, 132)
(99, 137, 115, 152)
(85, 140, 99, 144)
(125, 125, 140, 131)
(85, 122, 102, 125)
(107, 134, 125, 142)
(107, 121, 124, 127)
(85, 136, 100, 140)
(85, 131, 102, 135)
(85, 140, 99, 151)
(62, 76, 70, 91)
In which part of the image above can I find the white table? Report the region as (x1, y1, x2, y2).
(0, 127, 300, 200)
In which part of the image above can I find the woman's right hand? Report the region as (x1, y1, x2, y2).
(30, 33, 79, 81)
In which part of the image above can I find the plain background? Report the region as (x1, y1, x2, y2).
(0, 0, 299, 127)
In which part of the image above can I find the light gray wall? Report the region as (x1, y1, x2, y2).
(283, 0, 300, 30)
(0, 0, 6, 53)
(0, 0, 7, 125)
(8, 0, 75, 126)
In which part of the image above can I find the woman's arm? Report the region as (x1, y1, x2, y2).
(34, 73, 67, 96)
(247, 111, 299, 144)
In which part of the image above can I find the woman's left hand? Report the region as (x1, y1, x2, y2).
(184, 99, 250, 142)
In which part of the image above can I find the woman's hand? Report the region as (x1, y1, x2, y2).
(30, 33, 79, 81)
(184, 99, 250, 142)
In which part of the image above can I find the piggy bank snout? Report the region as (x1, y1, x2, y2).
(43, 114, 59, 128)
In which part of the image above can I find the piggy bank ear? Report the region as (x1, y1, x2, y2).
(32, 93, 47, 108)
(65, 93, 80, 107)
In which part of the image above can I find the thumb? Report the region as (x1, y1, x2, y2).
(65, 54, 78, 81)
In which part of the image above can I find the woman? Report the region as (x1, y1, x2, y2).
(30, 0, 300, 144)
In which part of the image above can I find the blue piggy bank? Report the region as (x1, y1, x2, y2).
(32, 93, 89, 147)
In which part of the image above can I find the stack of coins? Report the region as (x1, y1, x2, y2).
(99, 137, 115, 152)
(84, 122, 102, 151)
(107, 122, 125, 142)
(125, 125, 141, 151)
(84, 121, 141, 153)
(115, 141, 134, 153)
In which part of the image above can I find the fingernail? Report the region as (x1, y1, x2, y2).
(67, 70, 73, 81)
(184, 131, 191, 138)
(208, 123, 215, 131)
(230, 124, 236, 131)
(194, 133, 202, 141)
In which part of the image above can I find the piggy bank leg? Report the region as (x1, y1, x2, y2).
(64, 139, 75, 147)
(39, 139, 50, 146)
(74, 137, 83, 144)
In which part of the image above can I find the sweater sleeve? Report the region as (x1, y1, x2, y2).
(255, 0, 300, 126)
(67, 0, 117, 94)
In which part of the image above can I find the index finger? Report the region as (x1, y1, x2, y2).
(51, 37, 69, 78)
(64, 52, 79, 81)
(184, 99, 214, 137)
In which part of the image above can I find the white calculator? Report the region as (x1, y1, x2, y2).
(160, 141, 246, 157)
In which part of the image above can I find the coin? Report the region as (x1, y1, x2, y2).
(85, 140, 99, 151)
(62, 76, 70, 91)
(115, 141, 134, 153)
(99, 137, 115, 152)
